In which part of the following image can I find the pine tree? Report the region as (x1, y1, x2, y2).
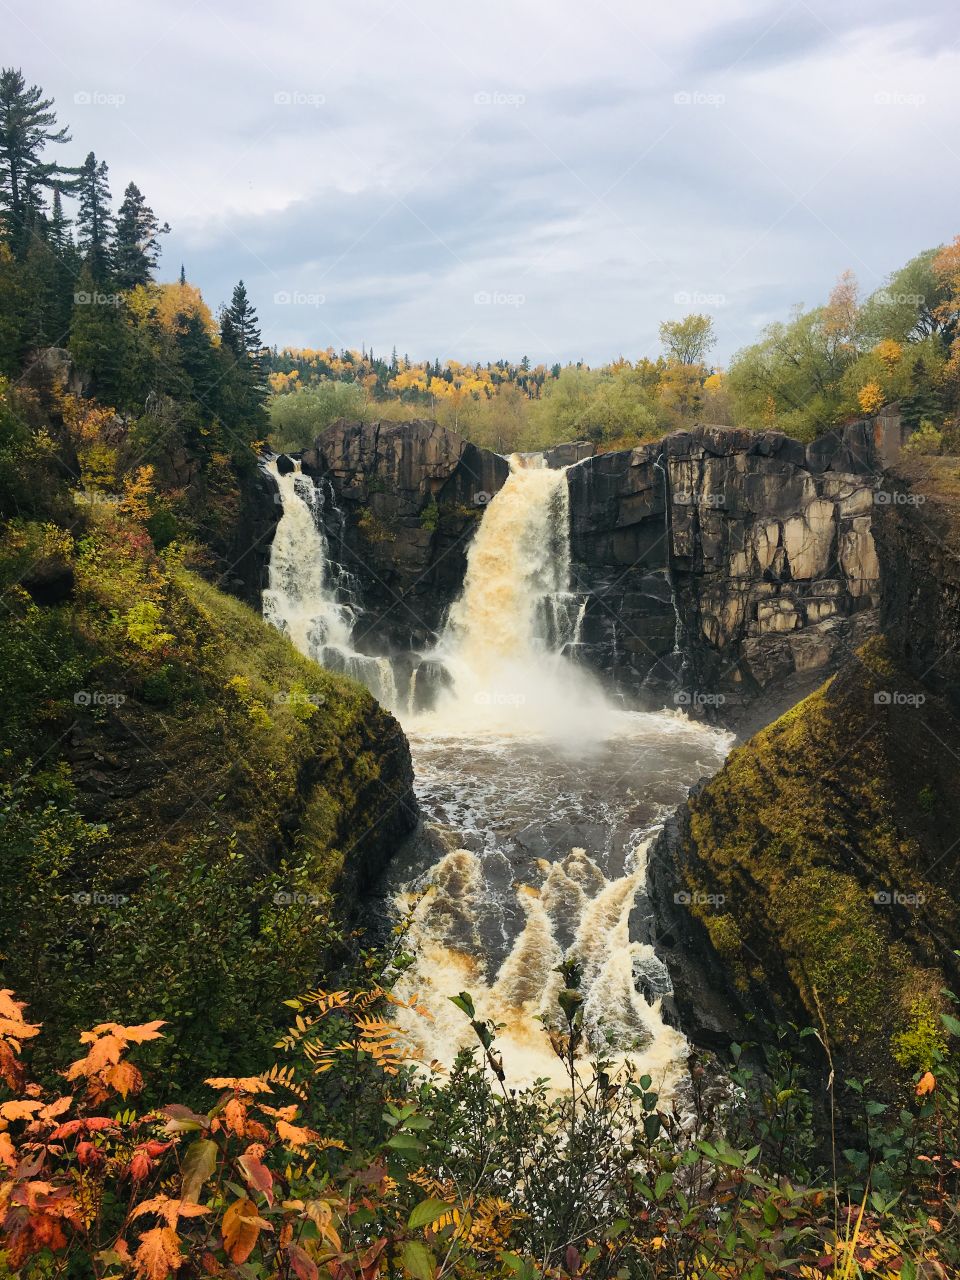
(48, 187, 71, 253)
(179, 263, 186, 286)
(221, 280, 262, 359)
(112, 182, 169, 289)
(0, 68, 76, 254)
(75, 152, 112, 281)
(219, 280, 267, 432)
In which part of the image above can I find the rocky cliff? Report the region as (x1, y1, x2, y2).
(567, 418, 910, 720)
(647, 452, 960, 1091)
(271, 415, 909, 721)
(299, 418, 509, 651)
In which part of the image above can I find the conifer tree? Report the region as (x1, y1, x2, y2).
(75, 152, 112, 281)
(112, 182, 169, 289)
(0, 68, 75, 253)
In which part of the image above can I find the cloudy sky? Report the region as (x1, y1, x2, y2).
(8, 0, 957, 365)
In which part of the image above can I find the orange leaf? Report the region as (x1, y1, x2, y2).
(107, 1061, 143, 1099)
(134, 1226, 183, 1280)
(238, 1151, 274, 1205)
(221, 1198, 269, 1264)
(204, 1076, 272, 1094)
(916, 1071, 936, 1097)
(223, 1098, 247, 1137)
(0, 1100, 43, 1121)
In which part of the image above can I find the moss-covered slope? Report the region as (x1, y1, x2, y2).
(0, 501, 416, 1090)
(652, 633, 960, 1089)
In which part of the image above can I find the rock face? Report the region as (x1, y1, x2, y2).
(260, 414, 906, 720)
(568, 420, 894, 717)
(299, 419, 509, 651)
(646, 452, 960, 1091)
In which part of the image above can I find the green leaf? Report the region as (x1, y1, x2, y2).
(387, 1133, 424, 1153)
(181, 1137, 218, 1203)
(401, 1240, 436, 1280)
(654, 1171, 673, 1200)
(449, 992, 475, 1019)
(408, 1198, 451, 1230)
(941, 1012, 960, 1037)
(643, 1112, 661, 1142)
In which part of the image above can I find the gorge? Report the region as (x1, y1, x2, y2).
(258, 408, 935, 1093)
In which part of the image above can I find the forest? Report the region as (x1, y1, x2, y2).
(1, 61, 959, 1280)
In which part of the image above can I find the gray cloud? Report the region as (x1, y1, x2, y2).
(7, 0, 957, 365)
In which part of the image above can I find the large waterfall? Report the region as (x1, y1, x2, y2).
(264, 450, 731, 1093)
(419, 456, 609, 739)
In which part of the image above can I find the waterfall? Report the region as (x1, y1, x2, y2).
(262, 458, 398, 708)
(417, 455, 608, 740)
(653, 452, 688, 683)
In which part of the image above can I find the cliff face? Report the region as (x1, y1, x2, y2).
(567, 420, 904, 717)
(647, 453, 960, 1090)
(277, 416, 908, 720)
(300, 418, 509, 651)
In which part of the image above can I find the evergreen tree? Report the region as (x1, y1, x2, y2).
(179, 263, 186, 286)
(48, 187, 71, 253)
(0, 68, 75, 254)
(220, 280, 262, 363)
(68, 262, 131, 405)
(75, 152, 112, 281)
(112, 182, 169, 289)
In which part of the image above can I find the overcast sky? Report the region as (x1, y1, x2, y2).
(7, 0, 957, 365)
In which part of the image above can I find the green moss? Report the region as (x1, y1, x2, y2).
(0, 514, 411, 1094)
(681, 636, 959, 1088)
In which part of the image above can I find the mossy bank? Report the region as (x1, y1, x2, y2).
(0, 481, 415, 1093)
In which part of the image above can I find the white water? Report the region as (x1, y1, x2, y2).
(412, 457, 618, 741)
(264, 451, 731, 1093)
(262, 458, 398, 708)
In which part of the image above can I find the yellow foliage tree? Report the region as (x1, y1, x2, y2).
(857, 381, 885, 415)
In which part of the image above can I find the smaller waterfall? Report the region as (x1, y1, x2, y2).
(262, 458, 398, 708)
(653, 452, 688, 685)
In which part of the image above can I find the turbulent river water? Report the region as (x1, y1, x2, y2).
(263, 454, 731, 1093)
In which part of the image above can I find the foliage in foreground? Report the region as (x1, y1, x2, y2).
(2, 934, 959, 1280)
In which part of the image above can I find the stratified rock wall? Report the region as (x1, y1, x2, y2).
(568, 420, 896, 713)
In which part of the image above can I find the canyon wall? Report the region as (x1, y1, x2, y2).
(646, 450, 960, 1090)
(259, 411, 910, 718)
